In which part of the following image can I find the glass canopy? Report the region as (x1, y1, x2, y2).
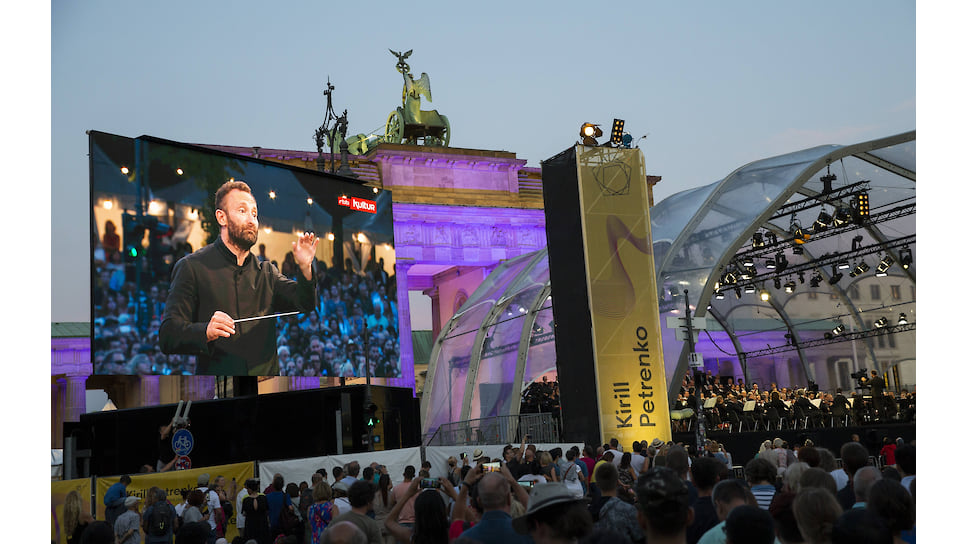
(421, 131, 915, 437)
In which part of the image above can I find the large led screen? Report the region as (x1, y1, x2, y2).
(90, 131, 400, 377)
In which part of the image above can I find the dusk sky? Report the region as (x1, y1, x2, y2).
(49, 1, 918, 324)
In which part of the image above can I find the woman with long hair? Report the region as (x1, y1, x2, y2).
(307, 481, 337, 544)
(372, 473, 395, 544)
(385, 479, 450, 544)
(617, 452, 636, 503)
(64, 489, 93, 544)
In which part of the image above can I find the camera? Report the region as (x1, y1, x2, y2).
(482, 461, 501, 473)
(459, 452, 466, 460)
(850, 369, 870, 389)
(419, 478, 441, 489)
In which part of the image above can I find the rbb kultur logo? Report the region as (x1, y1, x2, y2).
(338, 195, 377, 214)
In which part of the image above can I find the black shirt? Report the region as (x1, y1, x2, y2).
(159, 236, 316, 375)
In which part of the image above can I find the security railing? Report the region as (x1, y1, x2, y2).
(424, 412, 560, 446)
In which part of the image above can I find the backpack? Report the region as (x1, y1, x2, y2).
(149, 501, 172, 536)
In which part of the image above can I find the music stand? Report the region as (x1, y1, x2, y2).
(704, 397, 718, 409)
(810, 398, 821, 408)
(743, 401, 757, 412)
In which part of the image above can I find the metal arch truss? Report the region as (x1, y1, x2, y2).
(739, 322, 915, 359)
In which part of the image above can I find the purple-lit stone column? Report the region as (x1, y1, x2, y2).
(288, 377, 319, 391)
(182, 376, 216, 401)
(388, 261, 415, 393)
(140, 375, 161, 407)
(64, 375, 88, 423)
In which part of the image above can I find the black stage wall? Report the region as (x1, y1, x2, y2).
(673, 423, 916, 467)
(541, 147, 601, 446)
(68, 385, 420, 477)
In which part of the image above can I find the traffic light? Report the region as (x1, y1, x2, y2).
(366, 403, 381, 427)
(122, 213, 147, 262)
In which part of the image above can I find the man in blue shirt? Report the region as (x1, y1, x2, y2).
(461, 467, 534, 544)
(104, 475, 132, 527)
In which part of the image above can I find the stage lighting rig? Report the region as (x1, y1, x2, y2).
(579, 123, 603, 146)
(610, 119, 625, 146)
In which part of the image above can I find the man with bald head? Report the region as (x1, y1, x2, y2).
(321, 521, 367, 544)
(459, 465, 533, 543)
(851, 466, 882, 509)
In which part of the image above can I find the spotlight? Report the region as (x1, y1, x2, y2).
(579, 123, 603, 146)
(715, 291, 725, 300)
(832, 323, 846, 335)
(773, 277, 781, 289)
(765, 232, 778, 246)
(176, 168, 184, 176)
(775, 254, 788, 273)
(759, 289, 771, 302)
(743, 257, 755, 268)
(792, 226, 810, 244)
(876, 255, 894, 276)
(874, 317, 889, 328)
(853, 192, 870, 222)
(723, 270, 738, 284)
(765, 259, 776, 270)
(897, 313, 908, 325)
(899, 247, 912, 269)
(307, 197, 314, 205)
(833, 206, 852, 227)
(610, 119, 625, 146)
(850, 261, 869, 277)
(820, 170, 837, 193)
(734, 287, 742, 299)
(745, 285, 756, 294)
(829, 267, 843, 285)
(813, 210, 832, 232)
(837, 260, 850, 270)
(810, 273, 822, 288)
(784, 281, 796, 293)
(120, 166, 130, 175)
(792, 246, 804, 255)
(269, 190, 277, 200)
(752, 232, 765, 248)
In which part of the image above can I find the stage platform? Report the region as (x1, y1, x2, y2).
(671, 422, 915, 467)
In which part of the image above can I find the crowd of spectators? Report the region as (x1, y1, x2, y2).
(68, 434, 916, 544)
(91, 232, 401, 379)
(671, 370, 915, 433)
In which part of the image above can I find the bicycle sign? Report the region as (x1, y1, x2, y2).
(172, 429, 194, 456)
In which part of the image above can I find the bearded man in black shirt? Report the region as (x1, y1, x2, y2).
(160, 181, 318, 375)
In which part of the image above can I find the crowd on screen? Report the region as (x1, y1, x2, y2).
(673, 370, 916, 432)
(66, 431, 916, 544)
(91, 234, 401, 379)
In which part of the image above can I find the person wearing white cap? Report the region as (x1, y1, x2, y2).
(512, 482, 592, 543)
(114, 496, 142, 544)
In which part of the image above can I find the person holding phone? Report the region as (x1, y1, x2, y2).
(459, 461, 533, 544)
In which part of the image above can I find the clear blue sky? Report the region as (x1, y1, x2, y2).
(48, 1, 916, 322)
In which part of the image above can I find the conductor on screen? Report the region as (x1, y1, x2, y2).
(159, 180, 318, 376)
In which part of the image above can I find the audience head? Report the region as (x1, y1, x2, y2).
(634, 467, 693, 539)
(745, 457, 777, 486)
(894, 445, 915, 476)
(840, 442, 870, 477)
(665, 446, 690, 478)
(346, 480, 375, 509)
(798, 467, 837, 495)
(781, 461, 809, 493)
(768, 491, 803, 544)
(412, 489, 449, 542)
(867, 479, 914, 537)
(725, 504, 775, 544)
(320, 521, 367, 544)
(796, 445, 820, 468)
(689, 456, 720, 492)
(831, 508, 892, 544)
(512, 482, 591, 540)
(477, 472, 512, 511)
(711, 479, 750, 522)
(594, 461, 619, 493)
(793, 487, 843, 544)
(852, 466, 882, 504)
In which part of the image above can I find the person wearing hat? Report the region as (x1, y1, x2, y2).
(114, 496, 142, 544)
(459, 462, 533, 544)
(635, 467, 694, 544)
(511, 481, 591, 543)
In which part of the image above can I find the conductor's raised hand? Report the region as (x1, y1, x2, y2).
(292, 231, 318, 280)
(206, 311, 235, 342)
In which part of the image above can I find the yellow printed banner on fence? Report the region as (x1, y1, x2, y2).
(52, 478, 92, 544)
(96, 461, 254, 541)
(574, 145, 671, 447)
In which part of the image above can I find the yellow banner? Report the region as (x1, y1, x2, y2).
(95, 462, 254, 542)
(52, 478, 92, 544)
(575, 145, 671, 447)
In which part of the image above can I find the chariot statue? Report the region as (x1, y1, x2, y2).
(383, 49, 450, 147)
